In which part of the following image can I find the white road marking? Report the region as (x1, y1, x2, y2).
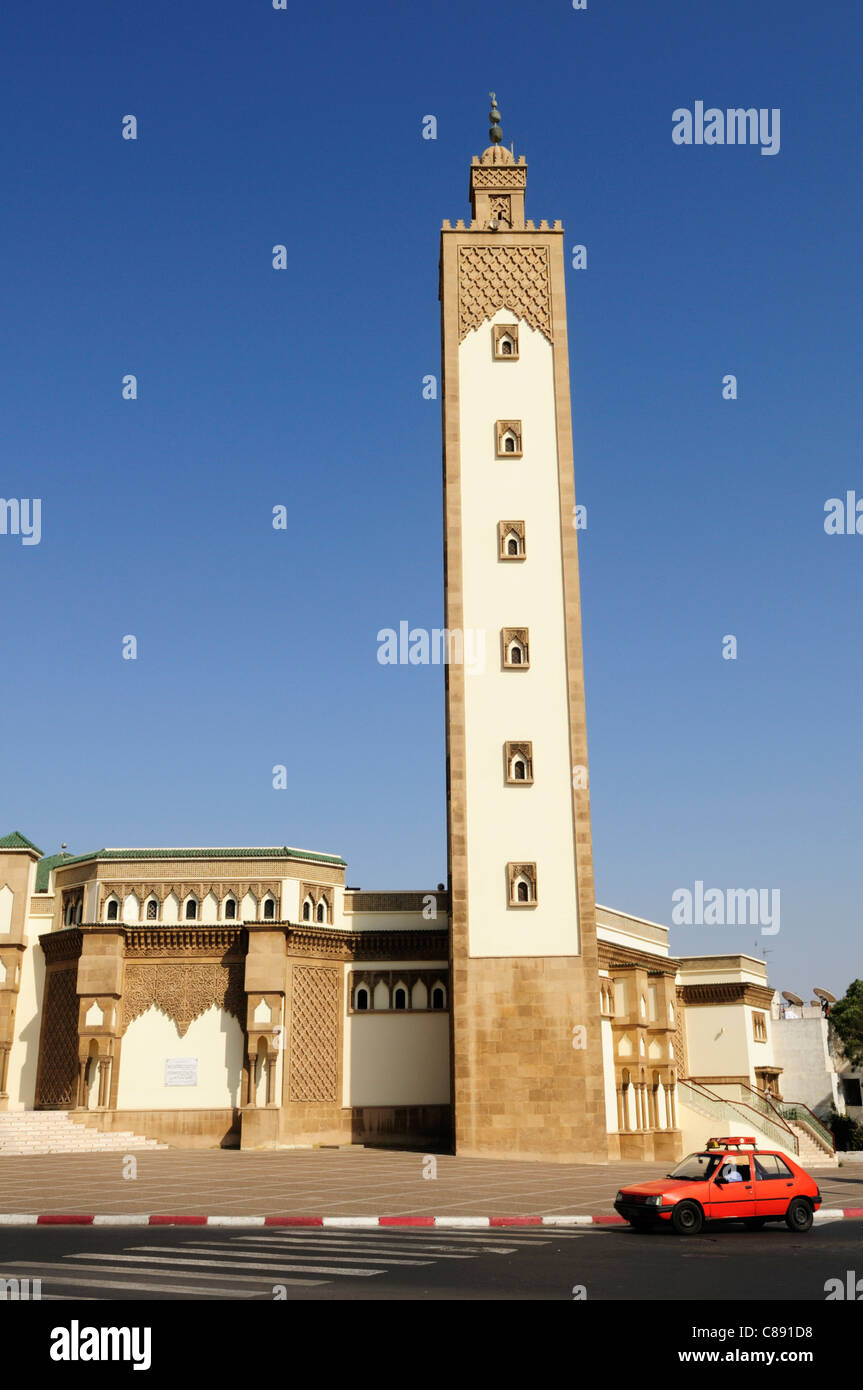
(225, 1237, 490, 1259)
(64, 1252, 385, 1278)
(130, 1242, 436, 1268)
(9, 1260, 323, 1288)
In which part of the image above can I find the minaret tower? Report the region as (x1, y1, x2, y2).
(440, 98, 607, 1160)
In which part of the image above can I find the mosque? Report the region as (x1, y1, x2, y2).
(0, 104, 836, 1167)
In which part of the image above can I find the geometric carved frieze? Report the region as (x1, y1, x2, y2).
(34, 965, 80, 1109)
(121, 961, 245, 1037)
(470, 166, 528, 190)
(458, 245, 552, 343)
(288, 965, 339, 1103)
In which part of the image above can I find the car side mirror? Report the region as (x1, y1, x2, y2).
(714, 1176, 725, 1186)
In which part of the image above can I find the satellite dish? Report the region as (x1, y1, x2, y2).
(782, 991, 804, 1006)
(813, 987, 836, 1003)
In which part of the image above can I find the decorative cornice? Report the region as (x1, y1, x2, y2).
(40, 929, 83, 965)
(597, 941, 677, 976)
(123, 925, 246, 958)
(679, 982, 775, 1008)
(286, 925, 449, 961)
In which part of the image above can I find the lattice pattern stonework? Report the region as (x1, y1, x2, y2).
(458, 245, 552, 342)
(35, 967, 80, 1108)
(121, 962, 244, 1038)
(289, 966, 339, 1102)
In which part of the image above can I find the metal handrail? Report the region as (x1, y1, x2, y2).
(679, 1079, 799, 1155)
(718, 1082, 797, 1136)
(778, 1103, 835, 1152)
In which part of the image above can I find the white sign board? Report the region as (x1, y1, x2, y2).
(165, 1057, 198, 1087)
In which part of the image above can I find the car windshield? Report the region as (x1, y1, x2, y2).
(666, 1152, 723, 1181)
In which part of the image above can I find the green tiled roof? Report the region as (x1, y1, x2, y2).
(34, 852, 74, 893)
(54, 845, 346, 871)
(0, 830, 44, 854)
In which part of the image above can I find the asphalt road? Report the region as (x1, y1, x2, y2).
(1, 1221, 861, 1301)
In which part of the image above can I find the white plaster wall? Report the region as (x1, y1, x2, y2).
(344, 1012, 450, 1106)
(677, 1099, 792, 1159)
(685, 1004, 752, 1079)
(772, 1017, 840, 1116)
(601, 1016, 619, 1131)
(458, 309, 579, 957)
(116, 1004, 244, 1109)
(5, 914, 51, 1110)
(0, 885, 13, 935)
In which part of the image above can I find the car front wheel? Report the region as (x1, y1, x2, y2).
(671, 1201, 704, 1236)
(785, 1198, 813, 1233)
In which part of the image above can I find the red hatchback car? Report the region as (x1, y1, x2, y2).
(614, 1136, 823, 1235)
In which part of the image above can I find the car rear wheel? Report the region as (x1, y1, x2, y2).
(671, 1201, 703, 1236)
(785, 1198, 813, 1233)
(743, 1217, 767, 1231)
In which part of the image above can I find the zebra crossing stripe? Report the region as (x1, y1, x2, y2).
(7, 1260, 323, 1289)
(64, 1252, 384, 1277)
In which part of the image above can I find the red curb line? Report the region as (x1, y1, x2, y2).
(36, 1214, 94, 1225)
(841, 1206, 863, 1218)
(592, 1213, 625, 1224)
(264, 1215, 323, 1226)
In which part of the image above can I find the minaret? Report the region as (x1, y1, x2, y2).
(440, 98, 608, 1160)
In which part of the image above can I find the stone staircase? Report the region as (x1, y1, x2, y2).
(0, 1111, 167, 1155)
(785, 1120, 838, 1168)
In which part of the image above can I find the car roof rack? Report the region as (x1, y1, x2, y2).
(705, 1136, 757, 1150)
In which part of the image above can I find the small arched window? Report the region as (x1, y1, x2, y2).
(263, 898, 276, 920)
(224, 897, 236, 920)
(507, 537, 519, 555)
(302, 897, 313, 922)
(510, 644, 522, 665)
(146, 899, 158, 921)
(316, 900, 326, 923)
(75, 901, 83, 924)
(501, 338, 512, 355)
(393, 987, 407, 1010)
(355, 986, 369, 1012)
(517, 880, 530, 903)
(106, 899, 119, 921)
(504, 435, 515, 453)
(431, 986, 445, 1010)
(514, 759, 526, 781)
(185, 898, 198, 921)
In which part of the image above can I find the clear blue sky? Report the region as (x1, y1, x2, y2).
(1, 1, 860, 997)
